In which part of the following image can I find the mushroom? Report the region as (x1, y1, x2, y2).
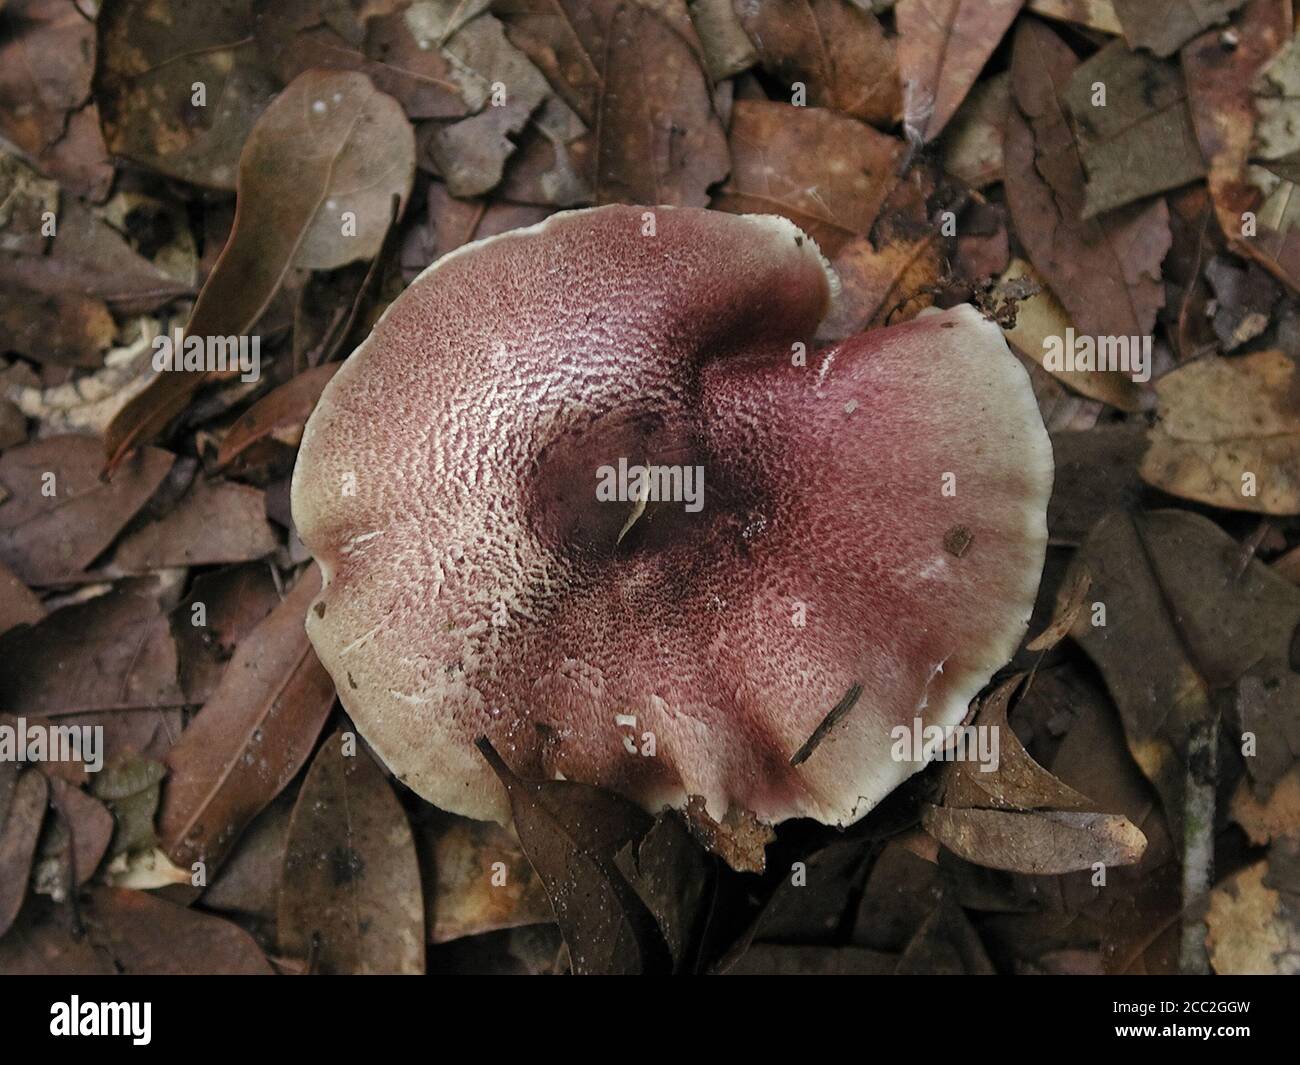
(291, 205, 1052, 834)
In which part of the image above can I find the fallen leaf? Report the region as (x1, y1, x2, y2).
(0, 769, 48, 936)
(97, 0, 280, 190)
(0, 0, 112, 200)
(734, 0, 901, 126)
(82, 886, 274, 974)
(941, 677, 1097, 808)
(1067, 510, 1300, 825)
(496, 0, 727, 207)
(0, 559, 43, 635)
(896, 895, 996, 973)
(713, 99, 904, 256)
(419, 814, 553, 944)
(1115, 0, 1247, 57)
(477, 736, 667, 975)
(278, 730, 425, 974)
(923, 805, 1146, 874)
(998, 259, 1143, 411)
(687, 0, 757, 80)
(1206, 855, 1300, 974)
(1047, 424, 1149, 543)
(1064, 41, 1206, 217)
(0, 287, 115, 368)
(895, 0, 1024, 145)
(107, 480, 279, 573)
(941, 71, 1011, 189)
(817, 232, 943, 341)
(1141, 349, 1300, 515)
(102, 68, 415, 469)
(157, 565, 335, 884)
(681, 794, 774, 874)
(170, 562, 282, 704)
(1231, 765, 1300, 844)
(216, 363, 341, 469)
(0, 579, 183, 715)
(91, 754, 166, 858)
(46, 777, 113, 887)
(1182, 0, 1295, 290)
(614, 813, 709, 969)
(1025, 570, 1093, 652)
(1027, 0, 1122, 33)
(1005, 20, 1172, 347)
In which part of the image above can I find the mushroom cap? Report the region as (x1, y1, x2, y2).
(291, 205, 1052, 827)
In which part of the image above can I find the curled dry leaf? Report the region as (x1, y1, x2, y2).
(713, 99, 904, 256)
(734, 0, 901, 126)
(1026, 0, 1123, 34)
(940, 676, 1096, 810)
(895, 0, 1024, 145)
(922, 805, 1146, 875)
(278, 731, 425, 975)
(1141, 349, 1300, 515)
(1025, 569, 1093, 652)
(998, 259, 1143, 411)
(0, 436, 173, 585)
(1005, 20, 1171, 348)
(158, 565, 335, 886)
(103, 68, 415, 471)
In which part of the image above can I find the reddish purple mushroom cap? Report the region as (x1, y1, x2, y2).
(291, 205, 1052, 830)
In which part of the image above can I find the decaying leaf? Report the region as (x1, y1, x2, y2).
(1142, 350, 1300, 514)
(278, 731, 425, 974)
(1206, 853, 1300, 974)
(1064, 41, 1206, 217)
(1007, 21, 1172, 354)
(923, 805, 1146, 875)
(0, 769, 49, 936)
(82, 886, 274, 974)
(895, 0, 1024, 145)
(216, 363, 341, 469)
(158, 565, 335, 884)
(713, 99, 904, 256)
(0, 579, 183, 716)
(941, 71, 1010, 189)
(1067, 510, 1300, 827)
(734, 0, 901, 126)
(477, 736, 667, 975)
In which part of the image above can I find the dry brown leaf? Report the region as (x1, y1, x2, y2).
(1206, 858, 1300, 974)
(102, 69, 414, 471)
(733, 0, 901, 126)
(923, 805, 1146, 875)
(896, 0, 1024, 145)
(1005, 20, 1171, 347)
(1115, 0, 1247, 57)
(1141, 350, 1300, 515)
(216, 363, 341, 469)
(107, 480, 279, 574)
(158, 565, 335, 885)
(941, 72, 1010, 189)
(998, 259, 1143, 411)
(0, 436, 174, 586)
(0, 770, 48, 936)
(713, 99, 904, 256)
(1027, 0, 1122, 33)
(278, 731, 425, 974)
